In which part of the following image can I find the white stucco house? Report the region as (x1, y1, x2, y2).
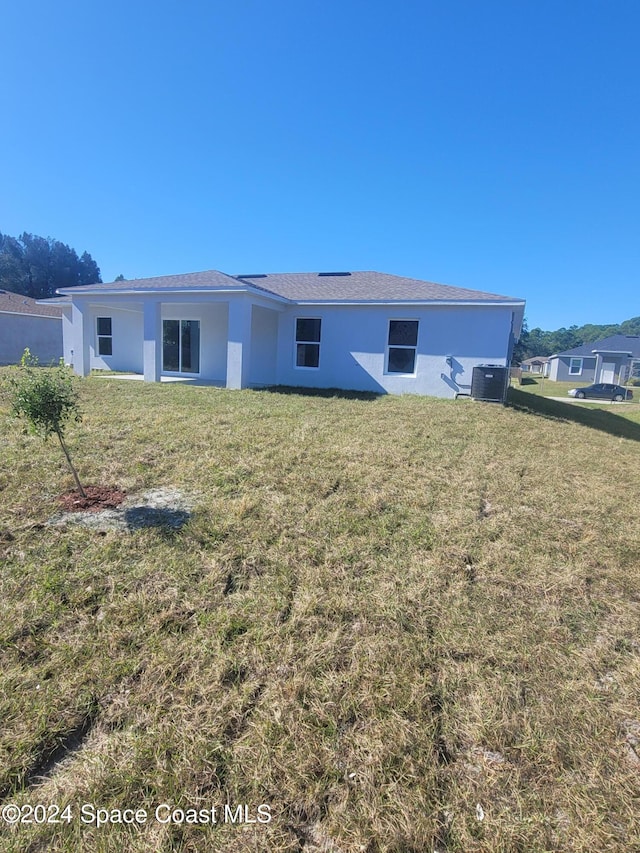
(53, 269, 525, 397)
(0, 289, 63, 365)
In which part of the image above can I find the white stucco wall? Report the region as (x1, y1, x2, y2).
(63, 299, 145, 374)
(249, 305, 279, 386)
(63, 292, 519, 397)
(86, 305, 144, 373)
(0, 313, 63, 365)
(161, 302, 228, 379)
(275, 303, 515, 396)
(62, 309, 74, 366)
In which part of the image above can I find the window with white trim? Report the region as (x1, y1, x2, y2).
(97, 317, 112, 356)
(295, 318, 321, 368)
(569, 357, 583, 375)
(386, 320, 418, 374)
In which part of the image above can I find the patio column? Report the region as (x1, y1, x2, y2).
(70, 302, 91, 377)
(143, 300, 162, 382)
(226, 298, 252, 389)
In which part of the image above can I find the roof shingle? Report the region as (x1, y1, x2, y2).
(58, 269, 524, 304)
(552, 335, 640, 358)
(0, 290, 63, 318)
(236, 271, 522, 302)
(58, 269, 243, 294)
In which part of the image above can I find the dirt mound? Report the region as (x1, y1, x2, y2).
(57, 486, 127, 513)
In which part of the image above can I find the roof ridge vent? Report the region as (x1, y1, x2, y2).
(237, 274, 267, 279)
(317, 271, 351, 277)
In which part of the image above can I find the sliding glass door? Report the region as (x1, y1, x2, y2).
(162, 320, 200, 374)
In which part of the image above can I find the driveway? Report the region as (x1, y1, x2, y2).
(547, 396, 634, 405)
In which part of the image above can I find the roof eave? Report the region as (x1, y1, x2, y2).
(0, 309, 62, 319)
(56, 286, 247, 296)
(290, 298, 526, 307)
(56, 284, 290, 303)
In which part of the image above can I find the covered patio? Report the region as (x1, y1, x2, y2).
(65, 292, 283, 389)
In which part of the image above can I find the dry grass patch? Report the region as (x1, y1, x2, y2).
(0, 375, 638, 851)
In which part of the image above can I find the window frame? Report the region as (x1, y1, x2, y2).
(294, 317, 322, 370)
(568, 357, 583, 376)
(96, 316, 113, 357)
(385, 319, 419, 376)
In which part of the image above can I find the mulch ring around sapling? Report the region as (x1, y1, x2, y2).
(57, 485, 127, 513)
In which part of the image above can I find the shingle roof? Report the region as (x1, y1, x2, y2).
(58, 269, 244, 294)
(236, 271, 523, 302)
(551, 335, 640, 358)
(58, 269, 524, 304)
(0, 289, 62, 318)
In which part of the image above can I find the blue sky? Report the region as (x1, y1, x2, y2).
(1, 0, 638, 330)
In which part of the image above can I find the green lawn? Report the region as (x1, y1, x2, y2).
(514, 375, 586, 397)
(511, 376, 640, 429)
(0, 374, 639, 852)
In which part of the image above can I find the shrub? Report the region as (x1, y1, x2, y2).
(6, 349, 86, 496)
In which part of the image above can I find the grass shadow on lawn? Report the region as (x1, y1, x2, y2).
(508, 387, 640, 442)
(261, 384, 383, 401)
(124, 505, 191, 533)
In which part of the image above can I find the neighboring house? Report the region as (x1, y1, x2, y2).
(520, 356, 549, 376)
(55, 269, 525, 398)
(547, 335, 640, 384)
(0, 289, 63, 365)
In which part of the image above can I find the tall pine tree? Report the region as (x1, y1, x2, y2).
(0, 232, 102, 298)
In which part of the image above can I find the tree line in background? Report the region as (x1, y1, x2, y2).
(514, 315, 640, 363)
(0, 232, 102, 299)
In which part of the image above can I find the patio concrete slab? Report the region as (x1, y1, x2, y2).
(93, 373, 224, 386)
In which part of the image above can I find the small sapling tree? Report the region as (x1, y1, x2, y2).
(7, 350, 87, 497)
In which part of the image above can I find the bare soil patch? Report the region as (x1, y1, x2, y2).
(48, 486, 195, 532)
(57, 485, 127, 513)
